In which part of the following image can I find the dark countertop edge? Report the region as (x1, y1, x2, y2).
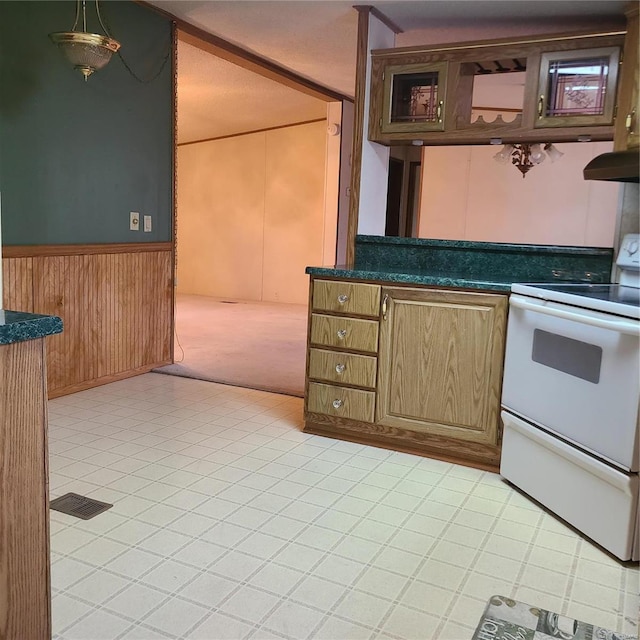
(355, 235, 613, 256)
(305, 267, 512, 292)
(0, 310, 64, 345)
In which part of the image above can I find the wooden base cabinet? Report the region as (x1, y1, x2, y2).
(0, 338, 51, 639)
(377, 287, 507, 447)
(304, 278, 509, 470)
(305, 279, 381, 424)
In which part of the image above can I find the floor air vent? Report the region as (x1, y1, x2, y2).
(50, 493, 113, 520)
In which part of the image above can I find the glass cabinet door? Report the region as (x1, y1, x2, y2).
(535, 47, 620, 128)
(382, 62, 448, 133)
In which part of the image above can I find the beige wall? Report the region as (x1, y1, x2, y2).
(418, 141, 620, 247)
(177, 120, 328, 304)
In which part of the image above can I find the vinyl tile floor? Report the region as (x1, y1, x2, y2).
(48, 373, 639, 640)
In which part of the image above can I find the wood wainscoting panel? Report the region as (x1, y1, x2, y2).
(1, 247, 174, 397)
(2, 257, 34, 312)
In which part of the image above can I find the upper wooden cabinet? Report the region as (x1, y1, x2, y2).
(614, 6, 639, 150)
(380, 61, 448, 134)
(534, 47, 620, 128)
(368, 30, 626, 146)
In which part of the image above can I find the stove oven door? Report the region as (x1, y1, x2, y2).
(502, 294, 640, 471)
(501, 410, 639, 561)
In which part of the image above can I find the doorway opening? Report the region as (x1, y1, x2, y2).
(385, 158, 404, 236)
(154, 30, 351, 397)
(385, 148, 422, 237)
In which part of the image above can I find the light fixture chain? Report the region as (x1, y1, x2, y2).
(71, 0, 81, 31)
(95, 0, 114, 39)
(98, 2, 172, 84)
(81, 0, 87, 32)
(117, 48, 171, 84)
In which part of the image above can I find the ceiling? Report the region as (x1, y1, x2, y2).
(177, 40, 327, 143)
(149, 1, 628, 143)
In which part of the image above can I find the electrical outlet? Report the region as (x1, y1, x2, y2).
(143, 215, 152, 232)
(130, 211, 140, 231)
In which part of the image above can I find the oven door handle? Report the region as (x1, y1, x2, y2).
(510, 296, 640, 336)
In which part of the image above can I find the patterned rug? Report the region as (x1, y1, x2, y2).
(472, 595, 636, 640)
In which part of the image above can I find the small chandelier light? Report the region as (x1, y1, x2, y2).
(493, 142, 564, 178)
(49, 0, 121, 81)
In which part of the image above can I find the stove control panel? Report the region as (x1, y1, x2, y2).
(617, 234, 640, 270)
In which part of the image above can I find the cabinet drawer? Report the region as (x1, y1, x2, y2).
(308, 348, 377, 388)
(313, 280, 380, 316)
(307, 382, 375, 423)
(310, 314, 379, 353)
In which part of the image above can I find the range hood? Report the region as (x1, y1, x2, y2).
(583, 149, 639, 182)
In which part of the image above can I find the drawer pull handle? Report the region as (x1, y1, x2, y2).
(337, 329, 347, 339)
(537, 95, 544, 118)
(332, 399, 343, 409)
(382, 294, 389, 321)
(337, 294, 349, 304)
(335, 363, 346, 374)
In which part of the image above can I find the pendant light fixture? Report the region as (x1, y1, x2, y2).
(49, 0, 120, 81)
(493, 142, 564, 178)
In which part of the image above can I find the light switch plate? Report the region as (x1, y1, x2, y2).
(143, 215, 152, 232)
(130, 212, 140, 231)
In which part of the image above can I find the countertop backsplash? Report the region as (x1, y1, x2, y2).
(306, 236, 613, 292)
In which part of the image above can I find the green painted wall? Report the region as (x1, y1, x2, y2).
(0, 1, 173, 245)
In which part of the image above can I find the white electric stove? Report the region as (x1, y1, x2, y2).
(511, 232, 640, 318)
(501, 234, 640, 561)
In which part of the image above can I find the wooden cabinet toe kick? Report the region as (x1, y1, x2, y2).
(304, 412, 501, 472)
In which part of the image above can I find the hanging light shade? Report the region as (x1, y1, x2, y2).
(49, 0, 120, 81)
(492, 144, 514, 164)
(493, 142, 565, 178)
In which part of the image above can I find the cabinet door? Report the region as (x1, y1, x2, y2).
(534, 47, 620, 128)
(614, 8, 639, 150)
(376, 288, 507, 445)
(380, 62, 448, 134)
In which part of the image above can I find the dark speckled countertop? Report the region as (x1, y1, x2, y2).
(306, 265, 515, 292)
(306, 236, 614, 293)
(0, 310, 63, 345)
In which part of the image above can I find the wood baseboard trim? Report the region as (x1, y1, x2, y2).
(3, 243, 173, 258)
(303, 416, 501, 472)
(48, 362, 171, 399)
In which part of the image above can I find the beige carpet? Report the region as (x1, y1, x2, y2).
(153, 294, 308, 397)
